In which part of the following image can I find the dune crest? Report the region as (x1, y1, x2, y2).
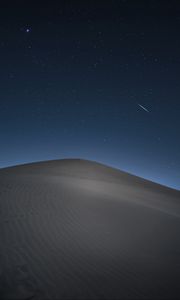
(0, 159, 180, 299)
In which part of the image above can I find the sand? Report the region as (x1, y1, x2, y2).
(0, 159, 180, 299)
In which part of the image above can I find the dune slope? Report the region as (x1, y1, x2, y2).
(0, 159, 180, 299)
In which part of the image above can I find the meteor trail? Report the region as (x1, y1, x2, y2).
(138, 103, 150, 113)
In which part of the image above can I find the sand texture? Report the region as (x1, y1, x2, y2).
(0, 159, 180, 299)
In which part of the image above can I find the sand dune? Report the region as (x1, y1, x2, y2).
(0, 159, 180, 299)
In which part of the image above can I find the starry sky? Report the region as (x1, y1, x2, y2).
(0, 1, 180, 190)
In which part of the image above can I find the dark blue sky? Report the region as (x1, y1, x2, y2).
(0, 1, 180, 189)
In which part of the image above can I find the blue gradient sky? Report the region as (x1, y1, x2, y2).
(0, 1, 179, 190)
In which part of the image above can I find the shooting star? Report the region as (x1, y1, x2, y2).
(138, 103, 150, 113)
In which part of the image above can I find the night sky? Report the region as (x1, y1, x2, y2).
(0, 1, 180, 190)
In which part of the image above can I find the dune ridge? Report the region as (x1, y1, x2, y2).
(0, 159, 180, 299)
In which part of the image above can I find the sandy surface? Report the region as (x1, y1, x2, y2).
(0, 159, 180, 299)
